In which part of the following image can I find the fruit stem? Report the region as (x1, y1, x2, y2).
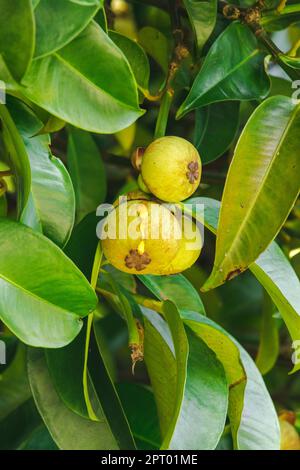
(154, 89, 174, 139)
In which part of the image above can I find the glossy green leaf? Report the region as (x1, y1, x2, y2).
(28, 348, 124, 450)
(194, 101, 240, 164)
(117, 383, 161, 450)
(177, 23, 270, 118)
(8, 98, 75, 247)
(87, 325, 136, 448)
(255, 294, 279, 375)
(45, 325, 89, 419)
(20, 22, 143, 134)
(143, 311, 176, 438)
(143, 303, 228, 450)
(19, 424, 58, 450)
(203, 96, 300, 290)
(183, 0, 217, 51)
(0, 0, 35, 81)
(138, 273, 205, 316)
(0, 345, 31, 421)
(182, 311, 280, 449)
(138, 27, 170, 73)
(278, 54, 300, 71)
(34, 0, 103, 58)
(0, 105, 31, 217)
(67, 127, 106, 223)
(64, 212, 99, 279)
(109, 31, 150, 92)
(0, 399, 41, 450)
(184, 197, 300, 373)
(38, 115, 66, 134)
(261, 5, 300, 31)
(0, 219, 97, 347)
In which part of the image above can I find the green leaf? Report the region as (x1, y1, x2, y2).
(64, 212, 99, 279)
(203, 96, 300, 290)
(109, 31, 150, 92)
(0, 0, 35, 81)
(278, 54, 300, 71)
(0, 344, 31, 421)
(143, 310, 176, 433)
(255, 294, 279, 375)
(19, 424, 58, 450)
(45, 325, 90, 419)
(261, 5, 300, 31)
(177, 23, 270, 118)
(143, 302, 228, 450)
(87, 324, 136, 448)
(20, 22, 143, 134)
(138, 273, 205, 316)
(67, 127, 106, 223)
(138, 27, 170, 73)
(0, 399, 41, 450)
(117, 383, 161, 450)
(8, 98, 75, 247)
(194, 101, 240, 164)
(34, 0, 103, 58)
(184, 197, 300, 373)
(182, 312, 280, 449)
(28, 348, 125, 450)
(0, 219, 97, 347)
(183, 0, 217, 51)
(0, 105, 31, 217)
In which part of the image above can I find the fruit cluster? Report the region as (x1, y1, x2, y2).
(102, 136, 202, 275)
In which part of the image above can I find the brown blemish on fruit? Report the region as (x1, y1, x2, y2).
(125, 249, 151, 271)
(186, 161, 199, 184)
(226, 268, 242, 281)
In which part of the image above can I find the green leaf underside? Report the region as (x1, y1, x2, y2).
(0, 219, 97, 347)
(177, 22, 270, 117)
(203, 96, 300, 290)
(20, 22, 143, 133)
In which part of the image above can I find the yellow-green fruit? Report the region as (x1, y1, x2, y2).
(101, 200, 182, 274)
(141, 136, 202, 202)
(280, 420, 300, 450)
(159, 219, 202, 275)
